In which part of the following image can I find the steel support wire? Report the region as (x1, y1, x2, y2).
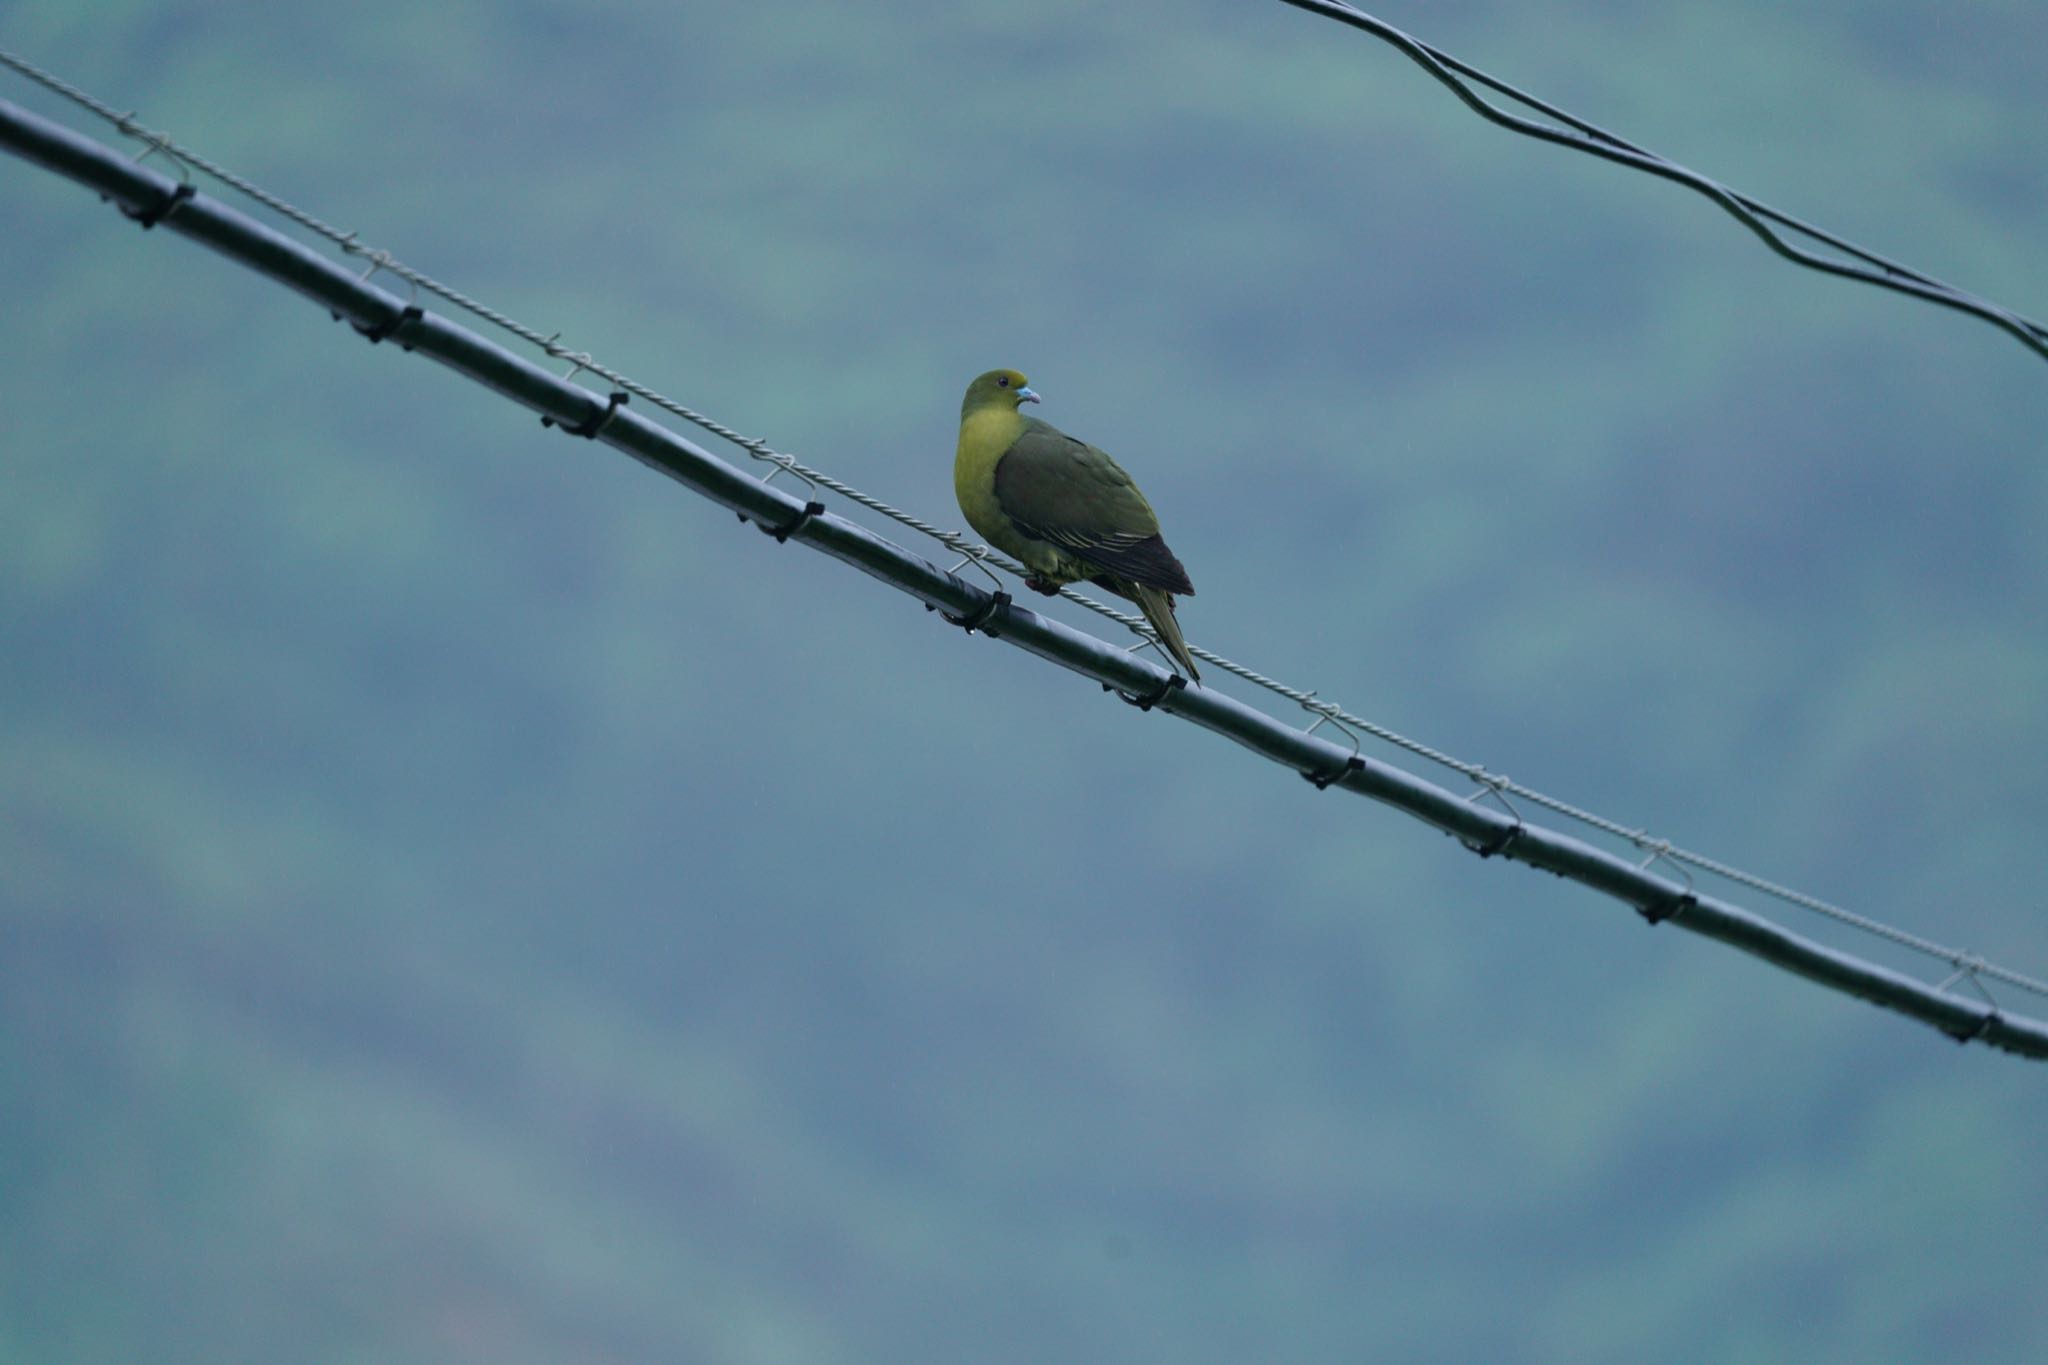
(3, 95, 2042, 1059)
(1275, 0, 2048, 365)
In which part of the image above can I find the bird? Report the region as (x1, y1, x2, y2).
(954, 368, 1200, 681)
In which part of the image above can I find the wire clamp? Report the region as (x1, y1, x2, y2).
(741, 499, 825, 544)
(940, 589, 1010, 635)
(1636, 890, 1697, 925)
(543, 389, 628, 439)
(1302, 755, 1365, 791)
(1105, 673, 1185, 712)
(352, 303, 424, 348)
(1944, 1009, 1998, 1045)
(1464, 822, 1526, 859)
(120, 180, 193, 229)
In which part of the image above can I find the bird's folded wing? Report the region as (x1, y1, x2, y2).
(994, 421, 1195, 595)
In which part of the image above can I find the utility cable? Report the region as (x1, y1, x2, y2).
(2, 62, 2042, 1058)
(1275, 0, 2048, 365)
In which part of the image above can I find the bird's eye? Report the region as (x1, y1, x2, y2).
(997, 376, 1010, 387)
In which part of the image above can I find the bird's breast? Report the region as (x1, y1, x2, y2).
(954, 406, 1025, 548)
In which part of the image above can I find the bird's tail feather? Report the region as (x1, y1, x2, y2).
(1132, 584, 1200, 683)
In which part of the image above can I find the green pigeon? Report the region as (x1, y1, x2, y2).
(954, 368, 1200, 681)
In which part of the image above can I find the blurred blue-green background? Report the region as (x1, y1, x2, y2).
(4, 3, 2046, 1361)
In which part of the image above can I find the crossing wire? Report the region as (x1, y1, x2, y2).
(2, 59, 2044, 1059)
(1276, 0, 2048, 365)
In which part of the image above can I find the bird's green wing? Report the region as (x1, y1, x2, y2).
(993, 419, 1194, 595)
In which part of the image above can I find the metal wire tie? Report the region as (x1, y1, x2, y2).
(1628, 834, 1697, 922)
(1115, 632, 1187, 680)
(746, 448, 820, 501)
(1461, 768, 1522, 820)
(117, 116, 192, 182)
(1296, 694, 1365, 789)
(940, 543, 1007, 596)
(1945, 1009, 1998, 1045)
(1932, 955, 2002, 1010)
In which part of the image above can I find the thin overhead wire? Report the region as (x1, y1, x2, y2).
(2, 56, 2044, 1057)
(1275, 0, 2048, 365)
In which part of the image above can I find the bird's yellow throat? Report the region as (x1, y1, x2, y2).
(953, 402, 1026, 537)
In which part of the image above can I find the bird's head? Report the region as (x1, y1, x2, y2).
(963, 368, 1040, 415)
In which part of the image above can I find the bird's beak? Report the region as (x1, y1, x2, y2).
(1017, 386, 1041, 404)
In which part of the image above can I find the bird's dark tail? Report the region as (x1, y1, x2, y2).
(1131, 584, 1200, 683)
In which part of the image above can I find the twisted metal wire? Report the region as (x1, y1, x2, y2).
(1276, 0, 2048, 363)
(4, 45, 2042, 1004)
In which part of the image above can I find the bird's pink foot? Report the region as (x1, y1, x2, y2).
(1024, 576, 1063, 596)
